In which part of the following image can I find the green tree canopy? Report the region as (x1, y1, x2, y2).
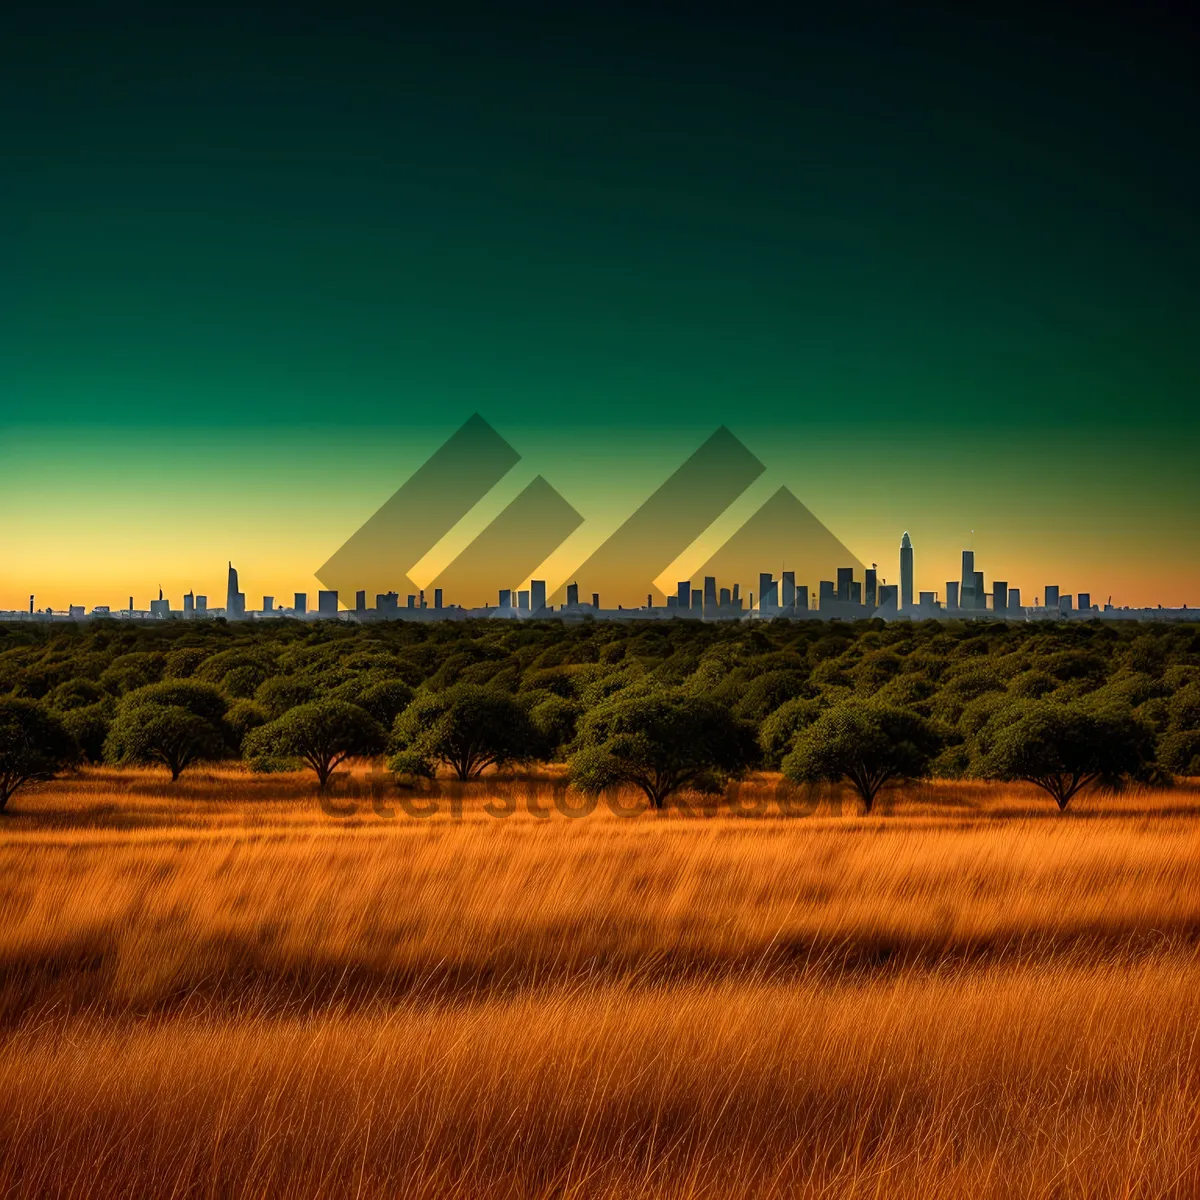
(974, 700, 1155, 809)
(782, 701, 943, 813)
(388, 684, 538, 781)
(104, 705, 226, 782)
(103, 680, 232, 780)
(0, 699, 80, 811)
(245, 700, 386, 788)
(570, 691, 758, 810)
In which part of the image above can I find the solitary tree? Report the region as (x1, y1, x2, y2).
(0, 699, 80, 811)
(974, 701, 1154, 809)
(782, 701, 942, 813)
(105, 705, 227, 781)
(245, 700, 386, 788)
(103, 680, 232, 781)
(570, 691, 758, 810)
(388, 684, 539, 781)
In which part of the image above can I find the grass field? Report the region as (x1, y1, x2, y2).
(1, 767, 1198, 1198)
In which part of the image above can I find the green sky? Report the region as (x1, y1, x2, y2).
(3, 6, 1197, 610)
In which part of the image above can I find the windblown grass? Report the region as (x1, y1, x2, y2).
(1, 767, 1197, 1197)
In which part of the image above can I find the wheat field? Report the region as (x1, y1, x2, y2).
(1, 767, 1198, 1198)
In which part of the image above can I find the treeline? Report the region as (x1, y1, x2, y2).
(1, 617, 1199, 813)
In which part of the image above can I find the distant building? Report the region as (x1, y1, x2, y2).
(196, 595, 207, 613)
(781, 571, 795, 611)
(1059, 594, 1073, 613)
(1008, 587, 1021, 609)
(263, 596, 275, 614)
(974, 571, 985, 610)
(719, 587, 731, 607)
(850, 581, 862, 605)
(836, 567, 853, 604)
(595, 593, 603, 610)
(434, 587, 445, 610)
(294, 592, 307, 615)
(993, 581, 1008, 616)
(961, 551, 976, 610)
(1078, 592, 1091, 611)
(183, 592, 195, 617)
(566, 582, 579, 607)
(946, 581, 959, 609)
(819, 580, 835, 609)
(1045, 585, 1060, 610)
(377, 592, 398, 614)
(355, 590, 367, 614)
(318, 590, 338, 616)
(226, 563, 245, 620)
(878, 584, 899, 608)
(677, 581, 691, 609)
(865, 567, 878, 609)
(499, 589, 512, 609)
(900, 533, 913, 610)
(530, 581, 546, 612)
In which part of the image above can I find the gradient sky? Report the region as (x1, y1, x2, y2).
(3, 3, 1197, 610)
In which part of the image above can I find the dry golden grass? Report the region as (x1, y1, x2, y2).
(1, 766, 1198, 1197)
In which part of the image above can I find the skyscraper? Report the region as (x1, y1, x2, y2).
(865, 566, 877, 608)
(759, 573, 777, 610)
(836, 567, 853, 603)
(960, 551, 975, 610)
(703, 576, 717, 613)
(899, 532, 914, 611)
(781, 571, 795, 611)
(1045, 585, 1060, 610)
(318, 590, 338, 616)
(225, 562, 245, 620)
(974, 571, 985, 610)
(946, 581, 959, 609)
(993, 581, 1008, 616)
(530, 580, 546, 612)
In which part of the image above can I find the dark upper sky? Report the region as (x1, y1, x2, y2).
(3, 2, 1198, 606)
(4, 2, 1196, 430)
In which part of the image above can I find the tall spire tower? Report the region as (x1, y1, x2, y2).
(226, 562, 244, 620)
(900, 532, 914, 612)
